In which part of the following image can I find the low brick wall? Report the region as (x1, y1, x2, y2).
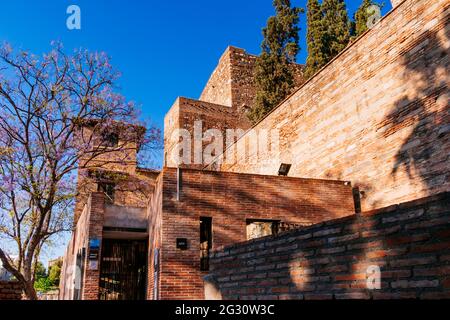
(0, 281, 22, 300)
(209, 193, 450, 300)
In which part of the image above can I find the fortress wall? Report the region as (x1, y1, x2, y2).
(158, 168, 355, 299)
(209, 192, 450, 300)
(218, 0, 450, 211)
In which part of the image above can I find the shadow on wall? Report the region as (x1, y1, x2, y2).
(158, 169, 355, 299)
(209, 192, 450, 300)
(384, 6, 450, 195)
(206, 6, 450, 301)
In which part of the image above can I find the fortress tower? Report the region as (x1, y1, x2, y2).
(164, 46, 304, 169)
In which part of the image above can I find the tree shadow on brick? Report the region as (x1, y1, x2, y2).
(383, 6, 449, 195)
(210, 193, 450, 300)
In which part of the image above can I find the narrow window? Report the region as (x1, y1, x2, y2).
(200, 217, 212, 271)
(101, 132, 119, 148)
(98, 182, 116, 203)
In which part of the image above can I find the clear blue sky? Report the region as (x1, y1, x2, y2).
(0, 0, 392, 263)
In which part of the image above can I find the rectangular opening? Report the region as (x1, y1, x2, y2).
(98, 182, 116, 203)
(246, 219, 281, 240)
(101, 132, 119, 148)
(99, 239, 148, 300)
(200, 217, 212, 271)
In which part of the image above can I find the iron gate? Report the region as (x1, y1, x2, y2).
(99, 239, 148, 300)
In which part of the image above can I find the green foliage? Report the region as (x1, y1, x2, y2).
(249, 0, 304, 124)
(48, 261, 62, 286)
(322, 0, 351, 59)
(304, 0, 351, 79)
(34, 277, 53, 293)
(33, 260, 62, 292)
(35, 262, 47, 280)
(304, 0, 327, 79)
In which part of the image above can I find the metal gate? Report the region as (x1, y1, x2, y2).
(99, 239, 148, 300)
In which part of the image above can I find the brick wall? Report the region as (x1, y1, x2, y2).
(157, 168, 355, 299)
(200, 47, 235, 107)
(81, 192, 105, 300)
(209, 192, 450, 300)
(146, 173, 163, 300)
(0, 281, 22, 300)
(165, 47, 304, 170)
(60, 193, 106, 300)
(200, 46, 304, 112)
(164, 97, 252, 169)
(216, 0, 450, 212)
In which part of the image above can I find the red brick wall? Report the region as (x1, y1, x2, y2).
(164, 47, 305, 170)
(200, 46, 304, 112)
(217, 0, 450, 212)
(0, 281, 22, 300)
(60, 193, 105, 300)
(164, 97, 252, 169)
(209, 192, 450, 300)
(82, 192, 105, 300)
(146, 173, 163, 300)
(157, 168, 355, 300)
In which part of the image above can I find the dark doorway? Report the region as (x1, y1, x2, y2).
(99, 239, 148, 300)
(200, 217, 212, 271)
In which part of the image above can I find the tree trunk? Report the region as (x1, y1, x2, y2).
(22, 280, 38, 300)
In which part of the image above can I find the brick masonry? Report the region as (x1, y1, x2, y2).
(155, 168, 355, 300)
(216, 0, 450, 212)
(164, 97, 252, 169)
(59, 0, 449, 301)
(59, 193, 106, 300)
(146, 174, 163, 300)
(208, 192, 450, 300)
(0, 281, 22, 300)
(200, 46, 304, 113)
(165, 47, 304, 169)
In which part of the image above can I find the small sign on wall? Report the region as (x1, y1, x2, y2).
(88, 238, 100, 270)
(176, 238, 188, 250)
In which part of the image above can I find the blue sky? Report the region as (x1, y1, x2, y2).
(0, 0, 392, 147)
(0, 0, 392, 263)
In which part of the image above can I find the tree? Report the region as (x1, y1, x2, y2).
(321, 0, 351, 60)
(304, 0, 327, 79)
(33, 261, 51, 293)
(48, 259, 62, 286)
(249, 0, 304, 124)
(34, 276, 53, 293)
(34, 261, 47, 281)
(352, 0, 382, 38)
(0, 42, 161, 299)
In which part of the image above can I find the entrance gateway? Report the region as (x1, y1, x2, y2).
(99, 239, 148, 300)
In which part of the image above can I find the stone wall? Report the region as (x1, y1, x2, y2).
(0, 281, 22, 300)
(200, 46, 304, 113)
(200, 47, 235, 107)
(208, 192, 450, 300)
(156, 168, 355, 299)
(215, 0, 450, 212)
